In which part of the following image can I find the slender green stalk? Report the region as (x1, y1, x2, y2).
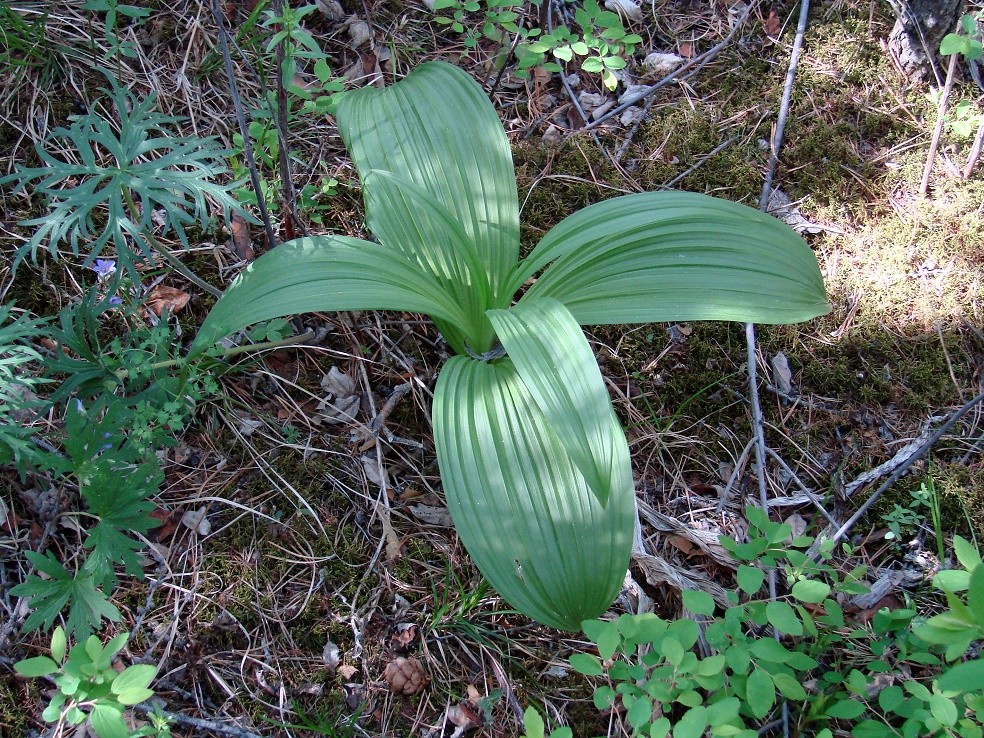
(114, 330, 315, 380)
(121, 189, 222, 297)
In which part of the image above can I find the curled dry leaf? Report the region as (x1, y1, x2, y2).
(771, 351, 793, 395)
(392, 622, 418, 652)
(144, 285, 190, 316)
(407, 503, 454, 527)
(181, 507, 211, 535)
(338, 664, 358, 680)
(447, 702, 483, 731)
(323, 639, 341, 671)
(767, 189, 824, 234)
(343, 682, 365, 711)
(316, 0, 344, 20)
(361, 455, 387, 487)
(229, 214, 253, 261)
(318, 366, 360, 424)
(236, 415, 263, 436)
(578, 91, 607, 113)
(783, 512, 807, 540)
(763, 10, 781, 42)
(603, 0, 642, 22)
(345, 17, 372, 49)
(643, 52, 684, 76)
(618, 84, 649, 106)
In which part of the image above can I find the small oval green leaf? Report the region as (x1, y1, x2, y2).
(791, 579, 831, 604)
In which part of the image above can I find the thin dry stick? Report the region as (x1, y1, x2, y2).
(920, 52, 960, 195)
(760, 0, 811, 209)
(211, 0, 278, 251)
(748, 2, 811, 734)
(660, 136, 738, 189)
(828, 388, 984, 545)
(271, 0, 302, 240)
(132, 704, 265, 738)
(963, 116, 984, 177)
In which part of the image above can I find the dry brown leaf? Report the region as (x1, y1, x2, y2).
(338, 664, 358, 679)
(392, 623, 418, 652)
(408, 503, 454, 527)
(447, 702, 483, 730)
(763, 10, 781, 41)
(229, 214, 254, 261)
(148, 508, 181, 542)
(678, 42, 693, 58)
(666, 534, 696, 555)
(145, 285, 190, 316)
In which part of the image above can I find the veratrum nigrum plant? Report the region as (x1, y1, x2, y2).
(191, 62, 829, 630)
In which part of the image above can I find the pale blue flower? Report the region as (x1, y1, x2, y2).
(91, 259, 117, 278)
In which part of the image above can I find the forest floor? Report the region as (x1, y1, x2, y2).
(2, 0, 984, 736)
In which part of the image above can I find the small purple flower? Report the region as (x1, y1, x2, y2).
(91, 259, 117, 278)
(108, 296, 123, 306)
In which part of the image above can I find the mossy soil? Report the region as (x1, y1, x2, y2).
(2, 0, 984, 736)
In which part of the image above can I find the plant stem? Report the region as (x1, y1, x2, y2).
(120, 189, 223, 297)
(963, 115, 984, 177)
(211, 0, 279, 251)
(113, 330, 315, 380)
(272, 0, 301, 241)
(920, 52, 960, 195)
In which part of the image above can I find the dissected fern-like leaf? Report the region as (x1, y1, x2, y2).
(1, 76, 253, 280)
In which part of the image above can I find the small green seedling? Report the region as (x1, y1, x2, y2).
(940, 14, 984, 61)
(15, 627, 168, 738)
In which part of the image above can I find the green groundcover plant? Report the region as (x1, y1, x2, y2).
(15, 626, 170, 737)
(190, 61, 829, 630)
(552, 519, 984, 738)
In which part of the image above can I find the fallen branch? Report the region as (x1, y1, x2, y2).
(828, 388, 984, 545)
(134, 702, 265, 738)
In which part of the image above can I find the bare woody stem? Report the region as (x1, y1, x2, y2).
(920, 52, 960, 195)
(113, 330, 316, 380)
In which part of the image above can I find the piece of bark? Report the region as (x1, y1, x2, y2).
(888, 0, 963, 83)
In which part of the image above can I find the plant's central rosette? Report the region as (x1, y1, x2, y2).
(193, 62, 829, 630)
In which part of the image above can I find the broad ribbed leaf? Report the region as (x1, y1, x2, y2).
(487, 298, 617, 506)
(510, 191, 829, 325)
(335, 62, 520, 305)
(433, 355, 634, 631)
(363, 170, 497, 353)
(190, 236, 469, 354)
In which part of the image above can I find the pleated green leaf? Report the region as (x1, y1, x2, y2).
(510, 191, 830, 325)
(362, 170, 497, 353)
(433, 354, 635, 631)
(189, 236, 469, 355)
(487, 298, 617, 507)
(335, 62, 520, 305)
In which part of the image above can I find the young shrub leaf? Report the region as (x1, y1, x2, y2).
(14, 656, 59, 678)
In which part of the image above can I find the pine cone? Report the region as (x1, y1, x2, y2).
(383, 656, 428, 695)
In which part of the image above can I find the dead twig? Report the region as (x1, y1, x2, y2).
(828, 388, 984, 546)
(133, 703, 265, 738)
(211, 0, 278, 251)
(920, 51, 960, 195)
(759, 0, 811, 209)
